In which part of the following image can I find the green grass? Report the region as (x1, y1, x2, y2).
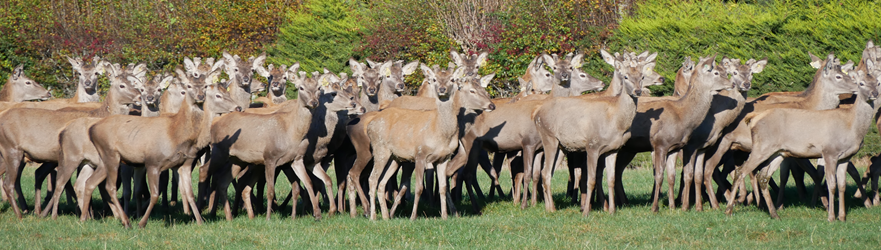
(2, 157, 880, 249)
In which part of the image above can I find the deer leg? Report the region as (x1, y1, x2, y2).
(820, 156, 838, 222)
(837, 161, 849, 221)
(664, 151, 677, 210)
(44, 160, 76, 218)
(34, 162, 57, 215)
(489, 152, 505, 199)
(681, 149, 696, 211)
(312, 162, 337, 215)
(176, 162, 202, 225)
(377, 160, 400, 220)
(292, 160, 321, 221)
(650, 149, 666, 213)
(614, 152, 636, 206)
(133, 167, 147, 218)
(437, 161, 452, 219)
(159, 170, 169, 213)
(135, 167, 161, 228)
(605, 151, 619, 214)
(409, 159, 426, 221)
(759, 156, 783, 219)
(171, 170, 179, 208)
(694, 150, 706, 211)
(1, 149, 25, 218)
(91, 157, 130, 228)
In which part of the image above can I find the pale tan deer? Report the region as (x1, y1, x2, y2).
(725, 67, 876, 222)
(532, 49, 651, 215)
(364, 65, 494, 220)
(677, 57, 766, 211)
(206, 71, 322, 221)
(80, 67, 239, 228)
(0, 65, 52, 103)
(0, 63, 144, 219)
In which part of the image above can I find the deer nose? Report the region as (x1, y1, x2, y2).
(146, 96, 155, 102)
(634, 89, 643, 96)
(235, 106, 243, 112)
(309, 100, 319, 108)
(743, 82, 751, 89)
(359, 107, 366, 114)
(397, 83, 405, 90)
(658, 77, 666, 83)
(368, 87, 376, 94)
(243, 77, 251, 83)
(197, 94, 205, 100)
(488, 103, 496, 111)
(439, 87, 447, 93)
(561, 73, 570, 80)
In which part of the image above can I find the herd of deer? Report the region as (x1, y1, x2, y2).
(1, 42, 880, 228)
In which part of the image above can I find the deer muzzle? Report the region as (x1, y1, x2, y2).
(560, 73, 570, 81)
(243, 77, 251, 85)
(634, 88, 643, 96)
(396, 83, 406, 92)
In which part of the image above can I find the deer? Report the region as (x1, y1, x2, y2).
(0, 65, 52, 202)
(79, 67, 240, 228)
(222, 52, 268, 110)
(42, 73, 177, 219)
(607, 55, 732, 213)
(532, 49, 652, 216)
(231, 72, 364, 219)
(415, 50, 488, 97)
(725, 67, 876, 222)
(6, 56, 110, 112)
(205, 71, 322, 221)
(674, 57, 767, 211)
(349, 58, 419, 112)
(361, 64, 494, 220)
(446, 53, 616, 211)
(253, 63, 299, 107)
(700, 53, 863, 209)
(0, 65, 52, 103)
(0, 63, 144, 219)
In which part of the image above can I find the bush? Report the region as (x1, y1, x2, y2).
(603, 0, 881, 96)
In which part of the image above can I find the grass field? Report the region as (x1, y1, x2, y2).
(1, 157, 880, 249)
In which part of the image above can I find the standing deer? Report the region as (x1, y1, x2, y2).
(364, 65, 495, 220)
(726, 67, 875, 221)
(80, 67, 240, 228)
(532, 49, 651, 215)
(0, 63, 144, 219)
(349, 58, 418, 112)
(677, 57, 767, 211)
(206, 71, 322, 221)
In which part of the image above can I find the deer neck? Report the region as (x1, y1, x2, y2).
(73, 83, 99, 103)
(94, 88, 132, 117)
(169, 99, 203, 149)
(272, 94, 287, 105)
(551, 82, 571, 97)
(852, 93, 876, 139)
(677, 77, 717, 130)
(600, 74, 623, 97)
(804, 81, 844, 110)
(228, 80, 252, 109)
(379, 82, 400, 102)
(361, 90, 380, 112)
(141, 103, 161, 117)
(0, 81, 13, 102)
(435, 93, 459, 139)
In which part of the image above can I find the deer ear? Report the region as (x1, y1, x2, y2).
(450, 50, 464, 67)
(420, 63, 433, 78)
(571, 53, 584, 69)
(518, 77, 530, 92)
(643, 62, 657, 76)
(842, 60, 855, 74)
(402, 61, 419, 75)
(210, 59, 225, 74)
(184, 57, 197, 73)
(380, 61, 393, 77)
(67, 56, 83, 72)
(751, 58, 768, 74)
(366, 58, 379, 68)
(125, 75, 142, 87)
(12, 64, 23, 80)
(541, 54, 556, 68)
(133, 63, 148, 83)
(348, 58, 363, 75)
(600, 49, 615, 66)
(160, 75, 174, 90)
(475, 52, 489, 67)
(479, 73, 495, 88)
(175, 68, 188, 80)
(255, 64, 270, 78)
(207, 70, 222, 86)
(809, 52, 822, 69)
(251, 52, 267, 72)
(644, 52, 658, 63)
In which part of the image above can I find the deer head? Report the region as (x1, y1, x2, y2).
(420, 63, 464, 98)
(2, 65, 51, 101)
(105, 63, 146, 106)
(601, 49, 653, 97)
(568, 53, 606, 93)
(527, 55, 556, 93)
(457, 73, 496, 112)
(294, 71, 321, 109)
(222, 52, 266, 90)
(176, 64, 222, 104)
(450, 50, 488, 78)
(382, 60, 419, 93)
(690, 55, 734, 95)
(722, 57, 767, 92)
(851, 70, 880, 101)
(142, 73, 175, 107)
(349, 58, 382, 96)
(257, 63, 300, 99)
(809, 52, 858, 96)
(67, 56, 107, 95)
(319, 71, 365, 115)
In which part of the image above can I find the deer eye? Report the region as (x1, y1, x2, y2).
(836, 75, 842, 79)
(714, 72, 719, 76)
(580, 74, 586, 78)
(623, 76, 629, 80)
(733, 72, 738, 75)
(25, 81, 31, 85)
(470, 90, 476, 94)
(215, 94, 222, 98)
(187, 85, 193, 89)
(859, 81, 865, 86)
(180, 91, 186, 95)
(234, 68, 238, 72)
(94, 72, 99, 76)
(545, 73, 551, 77)
(331, 92, 337, 97)
(119, 85, 126, 89)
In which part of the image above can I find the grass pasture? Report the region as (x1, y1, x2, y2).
(1, 159, 880, 249)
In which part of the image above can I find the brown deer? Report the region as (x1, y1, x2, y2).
(206, 71, 322, 221)
(725, 67, 875, 222)
(364, 65, 494, 220)
(612, 55, 732, 213)
(222, 52, 268, 109)
(0, 65, 52, 202)
(43, 74, 177, 219)
(676, 57, 766, 211)
(701, 53, 862, 208)
(0, 65, 52, 103)
(532, 49, 650, 215)
(233, 72, 364, 219)
(80, 67, 239, 228)
(0, 63, 144, 219)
